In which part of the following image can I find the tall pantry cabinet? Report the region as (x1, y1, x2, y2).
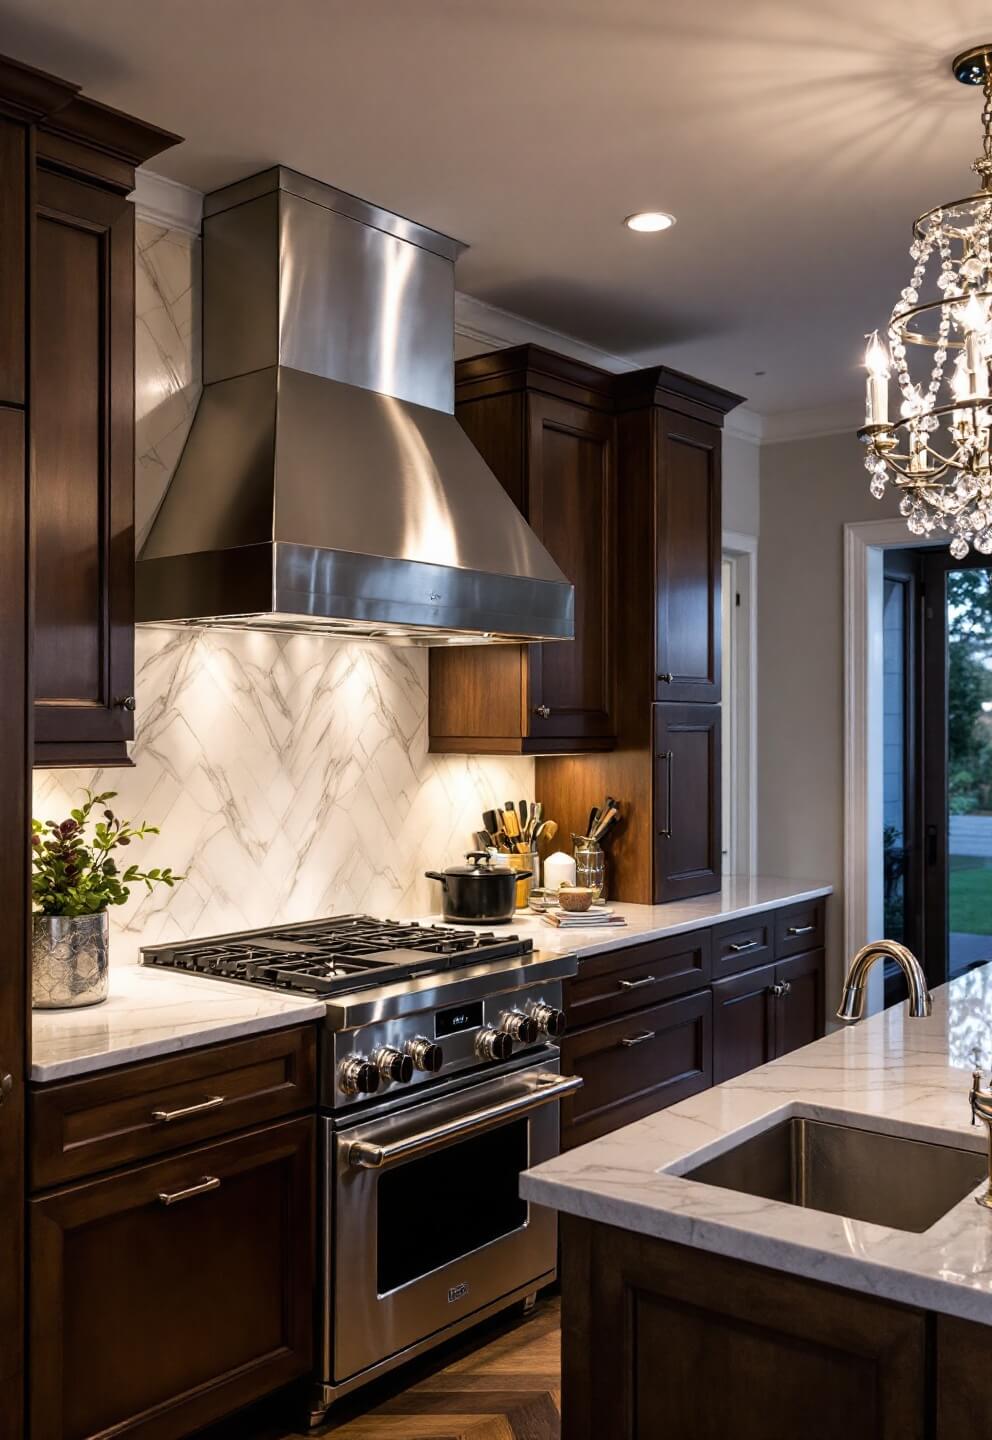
(535, 365, 743, 903)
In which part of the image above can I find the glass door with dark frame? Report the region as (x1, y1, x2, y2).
(921, 550, 992, 988)
(881, 552, 923, 1005)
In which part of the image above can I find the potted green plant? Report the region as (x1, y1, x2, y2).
(31, 789, 182, 1009)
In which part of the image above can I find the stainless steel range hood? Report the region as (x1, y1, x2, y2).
(136, 167, 574, 643)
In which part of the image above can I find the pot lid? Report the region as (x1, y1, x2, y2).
(437, 851, 507, 878)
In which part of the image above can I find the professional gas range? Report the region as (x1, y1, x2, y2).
(142, 915, 580, 1423)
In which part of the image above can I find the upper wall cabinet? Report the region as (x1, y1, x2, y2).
(429, 346, 618, 755)
(31, 100, 179, 768)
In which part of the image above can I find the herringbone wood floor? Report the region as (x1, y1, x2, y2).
(202, 1295, 562, 1440)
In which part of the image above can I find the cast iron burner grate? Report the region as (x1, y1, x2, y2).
(141, 915, 533, 996)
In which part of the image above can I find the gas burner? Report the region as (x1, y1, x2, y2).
(141, 914, 533, 997)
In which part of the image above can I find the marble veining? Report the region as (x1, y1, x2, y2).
(34, 628, 534, 964)
(33, 217, 534, 963)
(522, 963, 992, 1323)
(423, 878, 833, 958)
(31, 964, 324, 1082)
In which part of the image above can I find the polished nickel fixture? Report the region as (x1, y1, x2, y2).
(969, 1069, 992, 1208)
(836, 939, 932, 1022)
(859, 45, 992, 555)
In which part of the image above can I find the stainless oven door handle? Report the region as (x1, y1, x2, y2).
(347, 1073, 584, 1170)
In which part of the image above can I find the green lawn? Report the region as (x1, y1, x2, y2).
(950, 856, 992, 935)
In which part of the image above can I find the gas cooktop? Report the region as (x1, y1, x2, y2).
(141, 915, 534, 998)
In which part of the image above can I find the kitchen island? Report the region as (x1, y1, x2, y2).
(522, 963, 992, 1439)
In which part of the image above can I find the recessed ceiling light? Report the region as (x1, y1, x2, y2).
(624, 211, 676, 233)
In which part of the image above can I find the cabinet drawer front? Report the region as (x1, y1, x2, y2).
(775, 899, 826, 958)
(564, 931, 710, 1028)
(711, 913, 774, 978)
(32, 1024, 316, 1189)
(560, 990, 711, 1150)
(30, 1116, 314, 1440)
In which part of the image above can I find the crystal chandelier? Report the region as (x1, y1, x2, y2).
(860, 45, 992, 558)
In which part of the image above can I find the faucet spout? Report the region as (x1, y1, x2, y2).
(837, 939, 932, 1022)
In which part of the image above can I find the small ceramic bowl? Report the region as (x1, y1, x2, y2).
(558, 885, 594, 913)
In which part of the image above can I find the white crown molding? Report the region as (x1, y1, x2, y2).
(759, 400, 858, 445)
(130, 169, 203, 237)
(454, 292, 636, 374)
(724, 408, 763, 444)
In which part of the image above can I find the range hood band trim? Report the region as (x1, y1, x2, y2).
(137, 544, 575, 640)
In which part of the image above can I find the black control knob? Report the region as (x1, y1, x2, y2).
(407, 1036, 444, 1074)
(338, 1056, 381, 1096)
(475, 1026, 513, 1062)
(531, 1003, 566, 1038)
(374, 1047, 414, 1084)
(501, 1009, 539, 1046)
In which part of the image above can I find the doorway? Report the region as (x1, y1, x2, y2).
(877, 546, 992, 995)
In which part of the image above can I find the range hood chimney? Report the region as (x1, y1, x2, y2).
(136, 166, 574, 643)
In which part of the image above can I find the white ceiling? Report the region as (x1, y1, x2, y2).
(5, 0, 992, 417)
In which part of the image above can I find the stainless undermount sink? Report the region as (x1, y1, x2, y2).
(681, 1116, 987, 1234)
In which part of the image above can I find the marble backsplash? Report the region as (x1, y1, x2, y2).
(34, 628, 533, 964)
(33, 215, 533, 961)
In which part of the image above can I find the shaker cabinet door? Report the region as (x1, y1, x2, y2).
(653, 703, 721, 902)
(525, 393, 617, 744)
(654, 411, 722, 705)
(33, 169, 136, 767)
(30, 1116, 314, 1440)
(712, 962, 777, 1084)
(774, 948, 826, 1059)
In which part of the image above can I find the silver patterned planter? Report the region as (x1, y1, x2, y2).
(32, 912, 109, 1009)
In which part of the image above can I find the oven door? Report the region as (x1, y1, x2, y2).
(329, 1056, 580, 1384)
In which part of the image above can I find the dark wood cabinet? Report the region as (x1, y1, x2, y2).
(30, 1115, 314, 1440)
(537, 364, 742, 903)
(775, 947, 826, 1058)
(31, 100, 178, 767)
(0, 116, 26, 405)
(712, 961, 777, 1084)
(429, 346, 617, 754)
(561, 1216, 928, 1440)
(560, 989, 711, 1150)
(33, 170, 136, 765)
(712, 946, 825, 1084)
(559, 901, 827, 1141)
(563, 928, 710, 1030)
(653, 702, 721, 901)
(654, 409, 722, 704)
(30, 1025, 316, 1189)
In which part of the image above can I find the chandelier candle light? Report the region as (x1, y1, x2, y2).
(860, 45, 992, 556)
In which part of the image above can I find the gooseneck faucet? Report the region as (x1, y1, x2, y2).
(969, 1072, 992, 1210)
(836, 939, 932, 1022)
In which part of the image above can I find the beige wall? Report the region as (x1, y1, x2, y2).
(757, 431, 880, 999)
(723, 432, 760, 539)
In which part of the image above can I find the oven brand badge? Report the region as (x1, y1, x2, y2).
(448, 1281, 470, 1304)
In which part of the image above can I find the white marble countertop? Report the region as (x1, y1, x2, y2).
(32, 878, 829, 1085)
(31, 965, 325, 1083)
(424, 875, 832, 958)
(522, 964, 992, 1324)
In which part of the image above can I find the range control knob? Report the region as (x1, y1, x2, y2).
(407, 1036, 444, 1074)
(373, 1047, 414, 1085)
(531, 1003, 566, 1038)
(500, 1009, 539, 1046)
(475, 1026, 513, 1062)
(339, 1055, 381, 1097)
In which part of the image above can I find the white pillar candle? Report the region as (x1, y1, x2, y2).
(543, 851, 576, 893)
